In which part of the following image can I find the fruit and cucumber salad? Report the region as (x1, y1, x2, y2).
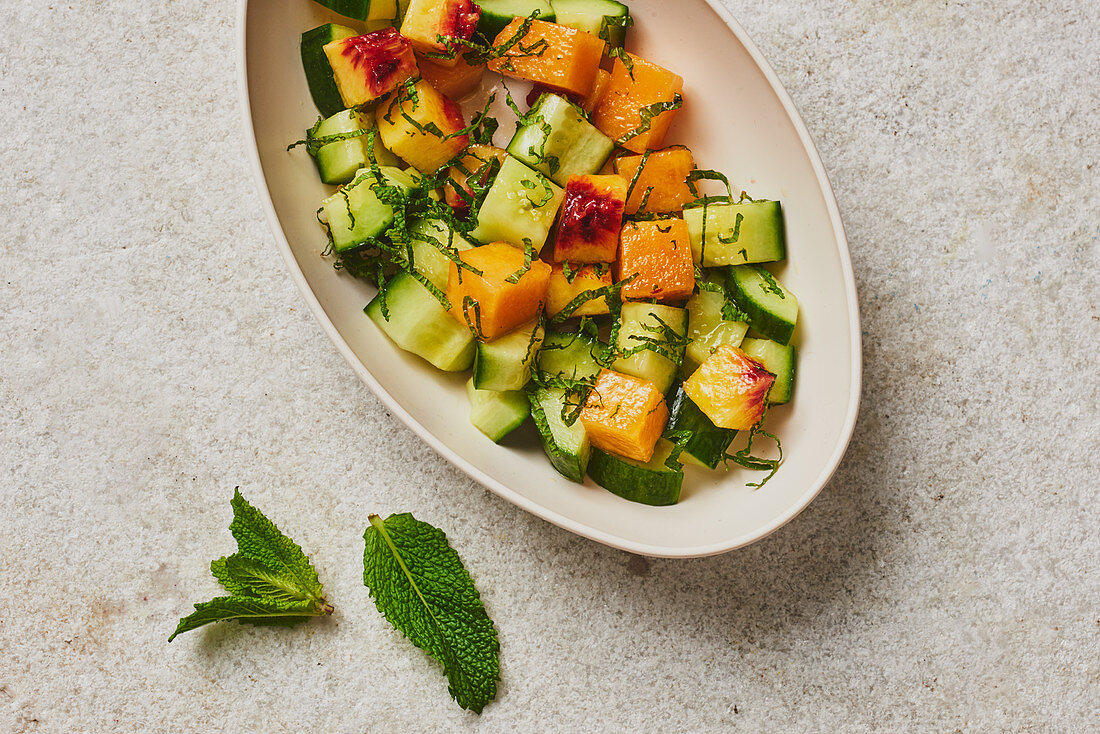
(293, 0, 798, 505)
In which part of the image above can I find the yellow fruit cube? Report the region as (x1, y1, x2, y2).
(376, 79, 470, 173)
(546, 263, 613, 318)
(683, 345, 775, 430)
(580, 369, 668, 463)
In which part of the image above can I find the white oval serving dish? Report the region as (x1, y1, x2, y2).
(238, 0, 861, 557)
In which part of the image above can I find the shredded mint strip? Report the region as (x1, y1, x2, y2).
(169, 489, 332, 641)
(363, 513, 500, 714)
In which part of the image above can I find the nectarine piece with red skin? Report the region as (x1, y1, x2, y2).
(401, 0, 481, 66)
(323, 28, 418, 108)
(550, 174, 628, 263)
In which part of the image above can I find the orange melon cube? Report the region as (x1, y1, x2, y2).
(546, 263, 613, 318)
(683, 345, 775, 430)
(592, 52, 684, 154)
(400, 0, 481, 64)
(447, 242, 551, 340)
(416, 52, 485, 99)
(617, 219, 695, 302)
(551, 174, 628, 263)
(580, 68, 610, 113)
(487, 19, 606, 98)
(376, 79, 470, 173)
(580, 369, 669, 463)
(614, 146, 696, 215)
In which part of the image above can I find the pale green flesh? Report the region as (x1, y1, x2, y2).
(536, 332, 604, 381)
(506, 94, 614, 186)
(466, 379, 530, 443)
(684, 289, 748, 371)
(322, 166, 418, 252)
(469, 157, 564, 251)
(474, 321, 545, 391)
(612, 302, 687, 394)
(396, 217, 474, 290)
(365, 272, 475, 371)
(313, 109, 400, 185)
(684, 200, 786, 266)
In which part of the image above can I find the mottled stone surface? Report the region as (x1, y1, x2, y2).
(1, 0, 1096, 731)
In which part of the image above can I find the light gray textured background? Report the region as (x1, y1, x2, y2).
(2, 0, 1097, 731)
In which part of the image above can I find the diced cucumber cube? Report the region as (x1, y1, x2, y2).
(587, 439, 683, 506)
(663, 384, 735, 469)
(309, 0, 398, 22)
(684, 288, 748, 371)
(365, 272, 475, 371)
(475, 0, 555, 41)
(529, 387, 591, 482)
(507, 93, 614, 186)
(550, 0, 630, 47)
(312, 109, 400, 185)
(536, 331, 606, 381)
(612, 302, 687, 394)
(322, 166, 419, 252)
(466, 379, 530, 443)
(727, 265, 798, 345)
(300, 24, 358, 118)
(474, 320, 545, 391)
(398, 217, 474, 290)
(684, 199, 786, 266)
(469, 156, 565, 252)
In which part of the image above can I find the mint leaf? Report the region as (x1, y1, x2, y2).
(363, 513, 500, 713)
(169, 597, 318, 640)
(213, 489, 325, 605)
(170, 489, 332, 641)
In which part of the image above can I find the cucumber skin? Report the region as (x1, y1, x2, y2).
(529, 388, 590, 482)
(300, 24, 357, 117)
(476, 0, 556, 41)
(587, 449, 683, 506)
(310, 0, 372, 20)
(664, 385, 735, 470)
(550, 0, 629, 47)
(727, 265, 798, 346)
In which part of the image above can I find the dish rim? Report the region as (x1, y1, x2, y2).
(235, 0, 862, 558)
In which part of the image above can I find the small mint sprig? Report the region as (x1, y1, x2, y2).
(169, 489, 332, 641)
